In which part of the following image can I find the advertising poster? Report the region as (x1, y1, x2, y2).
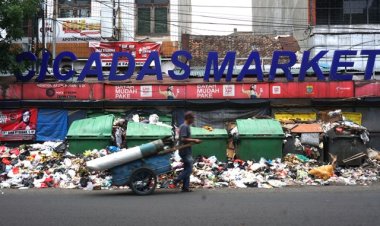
(89, 42, 161, 66)
(38, 17, 101, 42)
(105, 85, 186, 100)
(0, 109, 38, 141)
(185, 84, 269, 99)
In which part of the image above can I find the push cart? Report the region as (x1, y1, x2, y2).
(86, 138, 194, 195)
(110, 153, 173, 195)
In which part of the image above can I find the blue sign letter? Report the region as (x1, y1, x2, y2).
(78, 52, 104, 81)
(109, 52, 135, 81)
(204, 51, 236, 82)
(236, 51, 263, 82)
(36, 51, 51, 82)
(330, 50, 357, 81)
(53, 51, 77, 80)
(361, 50, 380, 80)
(15, 52, 37, 82)
(137, 51, 162, 80)
(298, 50, 328, 82)
(269, 51, 297, 81)
(168, 50, 192, 80)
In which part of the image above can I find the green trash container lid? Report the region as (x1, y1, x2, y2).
(190, 127, 227, 138)
(236, 119, 284, 137)
(126, 122, 172, 139)
(67, 114, 115, 138)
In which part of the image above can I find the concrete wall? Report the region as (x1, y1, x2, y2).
(251, 0, 309, 49)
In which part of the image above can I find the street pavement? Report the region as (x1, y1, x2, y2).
(1, 185, 380, 226)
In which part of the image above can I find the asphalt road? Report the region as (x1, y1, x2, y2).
(1, 185, 380, 226)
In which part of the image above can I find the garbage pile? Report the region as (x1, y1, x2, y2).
(1, 141, 380, 190)
(0, 142, 112, 190)
(281, 109, 370, 162)
(164, 152, 380, 189)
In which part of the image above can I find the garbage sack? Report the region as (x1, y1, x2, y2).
(148, 114, 159, 124)
(309, 155, 337, 181)
(367, 148, 380, 161)
(300, 133, 320, 147)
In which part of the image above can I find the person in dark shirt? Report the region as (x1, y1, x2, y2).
(171, 112, 201, 192)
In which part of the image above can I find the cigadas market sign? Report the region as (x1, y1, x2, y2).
(15, 50, 379, 82)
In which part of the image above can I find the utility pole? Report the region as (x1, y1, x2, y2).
(52, 0, 57, 60)
(41, 0, 46, 52)
(112, 0, 116, 40)
(117, 0, 121, 40)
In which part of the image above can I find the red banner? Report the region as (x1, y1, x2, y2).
(22, 83, 104, 100)
(90, 42, 161, 67)
(0, 84, 22, 100)
(105, 85, 186, 100)
(105, 84, 269, 100)
(355, 82, 380, 97)
(186, 84, 269, 99)
(0, 109, 38, 141)
(269, 81, 354, 98)
(0, 81, 368, 101)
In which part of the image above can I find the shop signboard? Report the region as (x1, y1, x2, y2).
(269, 81, 354, 98)
(22, 83, 104, 100)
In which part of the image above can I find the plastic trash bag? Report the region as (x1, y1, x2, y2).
(301, 133, 320, 147)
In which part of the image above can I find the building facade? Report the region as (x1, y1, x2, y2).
(35, 0, 191, 59)
(252, 0, 380, 72)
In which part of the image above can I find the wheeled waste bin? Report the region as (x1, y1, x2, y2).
(236, 119, 284, 161)
(326, 129, 367, 166)
(190, 127, 228, 161)
(126, 122, 172, 148)
(67, 115, 115, 154)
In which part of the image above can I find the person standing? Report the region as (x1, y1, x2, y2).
(242, 84, 263, 99)
(170, 112, 201, 192)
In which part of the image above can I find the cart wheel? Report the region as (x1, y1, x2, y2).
(129, 168, 157, 195)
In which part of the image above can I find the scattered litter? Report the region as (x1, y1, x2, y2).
(0, 142, 111, 190)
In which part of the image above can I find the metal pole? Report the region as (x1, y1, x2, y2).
(117, 0, 121, 40)
(52, 0, 57, 60)
(42, 0, 46, 51)
(112, 0, 116, 40)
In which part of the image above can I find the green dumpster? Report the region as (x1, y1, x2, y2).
(126, 122, 172, 148)
(236, 119, 284, 161)
(67, 115, 115, 154)
(190, 127, 228, 161)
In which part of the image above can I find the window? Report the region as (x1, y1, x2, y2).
(315, 0, 380, 25)
(136, 0, 169, 35)
(137, 8, 151, 35)
(58, 0, 91, 18)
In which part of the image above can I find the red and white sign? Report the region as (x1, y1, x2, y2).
(105, 85, 186, 100)
(269, 82, 354, 98)
(0, 84, 22, 100)
(186, 84, 269, 99)
(90, 42, 161, 67)
(0, 81, 366, 101)
(0, 109, 37, 141)
(105, 83, 269, 100)
(22, 83, 104, 100)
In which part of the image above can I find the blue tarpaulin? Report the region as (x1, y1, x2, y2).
(36, 109, 68, 141)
